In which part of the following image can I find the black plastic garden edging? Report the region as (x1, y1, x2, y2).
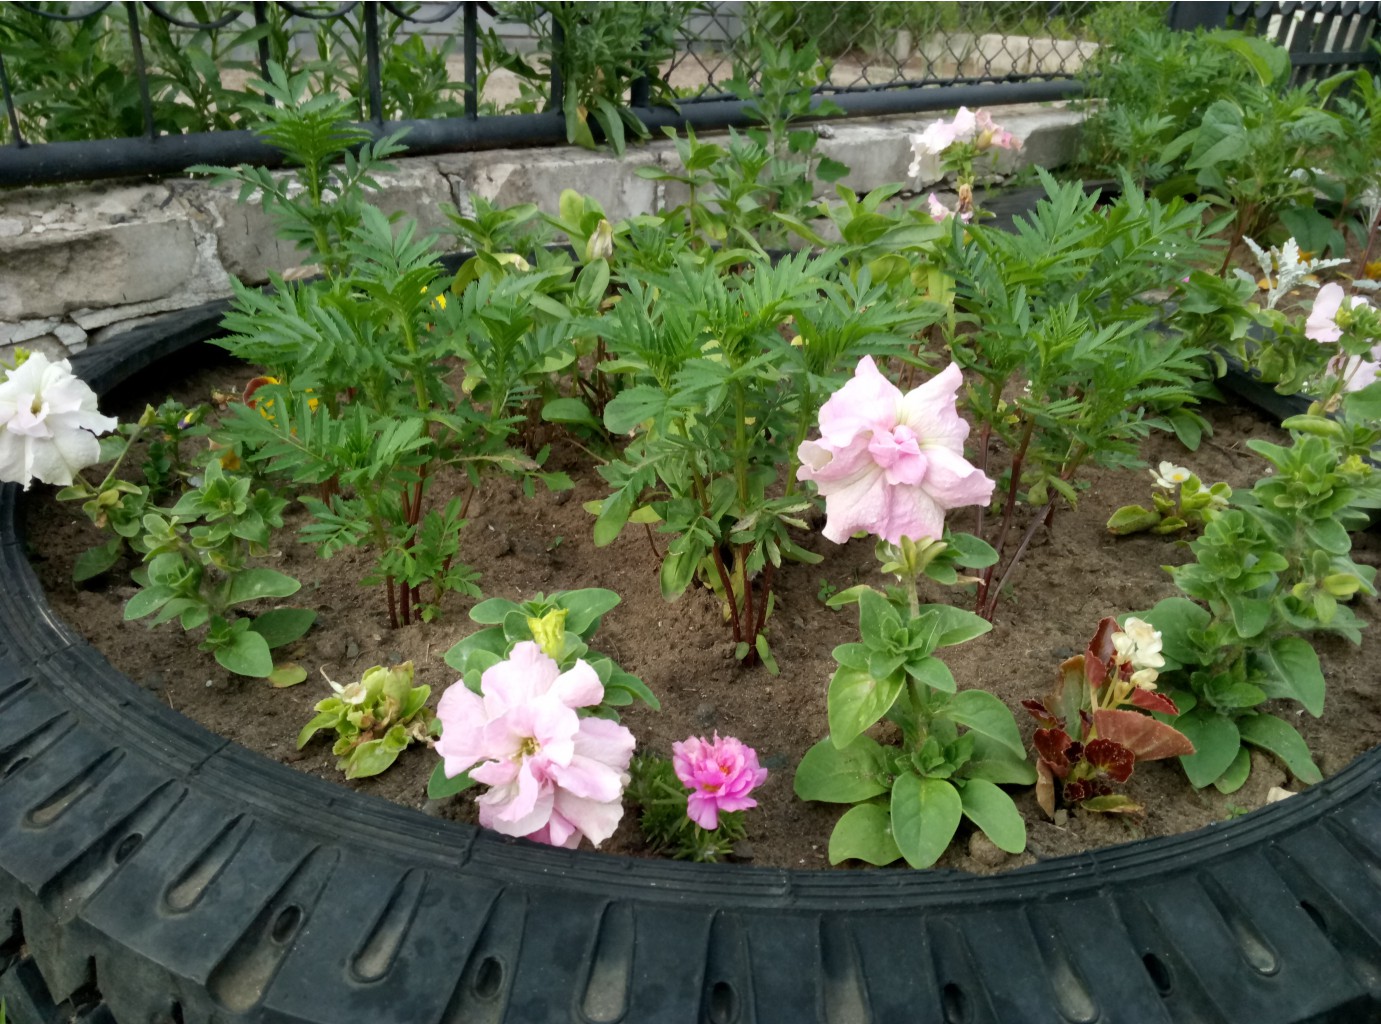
(3, 309, 1381, 1024)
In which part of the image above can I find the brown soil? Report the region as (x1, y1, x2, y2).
(21, 346, 1381, 874)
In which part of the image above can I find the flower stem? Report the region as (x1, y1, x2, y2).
(978, 416, 1033, 614)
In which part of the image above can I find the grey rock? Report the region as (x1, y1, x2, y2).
(53, 323, 88, 352)
(729, 840, 755, 861)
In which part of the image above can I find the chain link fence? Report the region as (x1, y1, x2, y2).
(0, 1, 1159, 186)
(665, 2, 1112, 100)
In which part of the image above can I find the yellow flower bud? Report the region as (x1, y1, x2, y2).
(527, 608, 569, 660)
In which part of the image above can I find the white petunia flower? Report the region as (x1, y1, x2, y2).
(0, 352, 117, 490)
(1150, 462, 1192, 489)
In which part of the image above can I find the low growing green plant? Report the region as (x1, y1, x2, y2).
(1136, 392, 1381, 791)
(298, 662, 432, 778)
(794, 581, 1032, 868)
(118, 458, 313, 682)
(627, 754, 749, 862)
(1107, 461, 1231, 536)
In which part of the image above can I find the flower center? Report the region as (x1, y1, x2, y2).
(518, 736, 541, 758)
(30, 396, 43, 416)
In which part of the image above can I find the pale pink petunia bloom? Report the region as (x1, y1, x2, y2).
(435, 641, 635, 848)
(673, 734, 768, 831)
(990, 129, 1021, 151)
(926, 193, 954, 221)
(912, 119, 960, 158)
(1305, 283, 1380, 391)
(1305, 283, 1367, 343)
(796, 358, 995, 545)
(0, 352, 117, 490)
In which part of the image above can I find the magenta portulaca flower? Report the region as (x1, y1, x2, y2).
(672, 733, 768, 830)
(435, 642, 635, 848)
(796, 357, 995, 545)
(0, 352, 117, 490)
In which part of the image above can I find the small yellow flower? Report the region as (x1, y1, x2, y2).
(421, 285, 447, 311)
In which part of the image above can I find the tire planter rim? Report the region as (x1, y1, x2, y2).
(1, 304, 1379, 1022)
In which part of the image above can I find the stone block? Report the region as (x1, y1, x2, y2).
(194, 164, 456, 285)
(1, 334, 68, 366)
(816, 126, 917, 196)
(0, 220, 199, 321)
(439, 147, 660, 223)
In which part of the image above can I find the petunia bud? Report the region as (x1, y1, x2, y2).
(585, 219, 614, 262)
(528, 608, 569, 660)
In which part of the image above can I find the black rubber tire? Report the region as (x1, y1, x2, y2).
(2, 306, 1381, 1024)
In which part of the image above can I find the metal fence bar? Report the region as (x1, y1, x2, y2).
(364, 3, 383, 124)
(0, 52, 23, 149)
(253, 5, 273, 105)
(464, 1, 478, 120)
(0, 76, 1081, 188)
(122, 1, 157, 141)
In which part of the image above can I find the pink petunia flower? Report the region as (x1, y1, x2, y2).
(672, 734, 768, 831)
(435, 641, 635, 849)
(1306, 283, 1381, 391)
(1305, 283, 1365, 343)
(796, 358, 995, 545)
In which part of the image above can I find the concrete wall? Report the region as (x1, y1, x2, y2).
(0, 103, 1083, 364)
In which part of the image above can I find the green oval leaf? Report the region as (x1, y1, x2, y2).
(226, 567, 301, 606)
(213, 627, 273, 678)
(1174, 707, 1242, 789)
(945, 690, 1027, 760)
(1255, 637, 1325, 717)
(794, 736, 890, 803)
(250, 608, 317, 649)
(428, 761, 476, 799)
(827, 665, 903, 749)
(890, 774, 962, 869)
(958, 778, 1026, 854)
(827, 803, 902, 866)
(1239, 714, 1323, 785)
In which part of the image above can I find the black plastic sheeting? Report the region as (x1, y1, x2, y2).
(0, 312, 1380, 1022)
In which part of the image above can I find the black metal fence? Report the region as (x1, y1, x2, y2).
(0, 2, 1375, 188)
(0, 1, 1119, 187)
(1168, 0, 1379, 82)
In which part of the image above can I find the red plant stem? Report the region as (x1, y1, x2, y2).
(400, 576, 411, 625)
(978, 417, 1033, 612)
(982, 498, 1055, 620)
(643, 523, 661, 562)
(710, 545, 743, 643)
(385, 574, 399, 629)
